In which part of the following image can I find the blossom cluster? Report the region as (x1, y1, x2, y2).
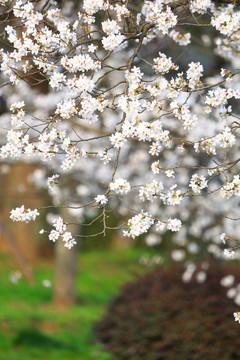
(139, 180, 164, 202)
(220, 175, 240, 199)
(167, 218, 182, 232)
(211, 8, 240, 36)
(153, 52, 177, 74)
(47, 174, 60, 191)
(190, 0, 212, 14)
(143, 3, 177, 34)
(171, 101, 198, 130)
(169, 30, 191, 46)
(233, 312, 240, 324)
(110, 178, 131, 194)
(10, 205, 39, 223)
(189, 174, 208, 194)
(40, 217, 76, 249)
(224, 248, 236, 259)
(123, 212, 154, 239)
(10, 101, 25, 128)
(186, 62, 203, 89)
(0, 130, 32, 159)
(95, 194, 108, 205)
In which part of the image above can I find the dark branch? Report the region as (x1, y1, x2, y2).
(213, 0, 240, 4)
(169, 0, 240, 7)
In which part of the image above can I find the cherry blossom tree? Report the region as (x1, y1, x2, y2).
(1, 0, 240, 319)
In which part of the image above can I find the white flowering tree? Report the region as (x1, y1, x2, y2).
(2, 0, 240, 319)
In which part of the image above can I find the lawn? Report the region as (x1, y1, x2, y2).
(0, 248, 159, 360)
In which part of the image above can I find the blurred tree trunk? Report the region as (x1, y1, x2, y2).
(0, 163, 44, 260)
(53, 213, 79, 309)
(111, 216, 133, 249)
(111, 233, 133, 250)
(0, 215, 34, 284)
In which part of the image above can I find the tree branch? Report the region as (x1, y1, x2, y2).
(169, 0, 240, 7)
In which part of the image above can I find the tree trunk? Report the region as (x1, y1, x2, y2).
(0, 163, 43, 260)
(111, 233, 133, 250)
(53, 217, 79, 309)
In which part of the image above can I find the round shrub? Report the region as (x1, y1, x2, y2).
(95, 263, 240, 360)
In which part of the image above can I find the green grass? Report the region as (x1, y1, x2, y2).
(0, 248, 158, 360)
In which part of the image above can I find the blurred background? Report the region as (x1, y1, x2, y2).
(0, 161, 166, 360)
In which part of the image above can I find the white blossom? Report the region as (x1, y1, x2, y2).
(10, 206, 39, 223)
